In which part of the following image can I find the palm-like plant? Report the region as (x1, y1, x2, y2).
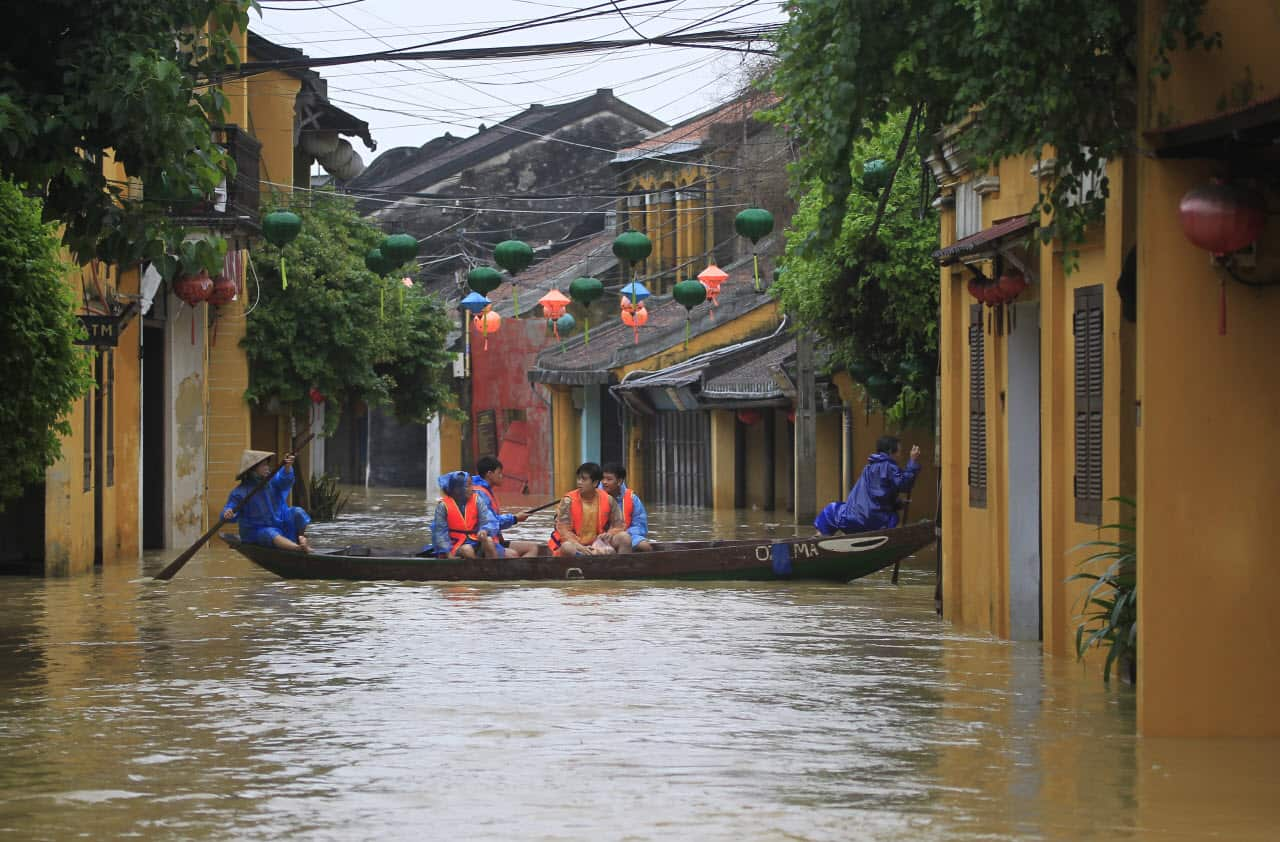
(1068, 496, 1136, 683)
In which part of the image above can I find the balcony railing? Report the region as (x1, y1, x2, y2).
(152, 124, 261, 234)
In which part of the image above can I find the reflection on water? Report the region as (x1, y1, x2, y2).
(0, 487, 1276, 840)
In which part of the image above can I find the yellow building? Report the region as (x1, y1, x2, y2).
(934, 0, 1280, 736)
(8, 30, 370, 576)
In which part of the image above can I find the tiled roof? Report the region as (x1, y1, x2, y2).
(702, 338, 797, 400)
(529, 254, 779, 385)
(612, 91, 778, 163)
(933, 214, 1036, 265)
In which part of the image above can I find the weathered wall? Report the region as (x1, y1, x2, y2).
(205, 249, 252, 527)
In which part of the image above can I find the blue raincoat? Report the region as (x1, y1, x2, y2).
(223, 466, 311, 547)
(814, 453, 920, 535)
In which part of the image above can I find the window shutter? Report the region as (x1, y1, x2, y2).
(968, 303, 987, 507)
(1074, 286, 1104, 523)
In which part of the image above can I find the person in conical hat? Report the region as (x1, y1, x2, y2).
(221, 448, 312, 552)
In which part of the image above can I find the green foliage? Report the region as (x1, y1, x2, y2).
(1068, 497, 1138, 684)
(769, 0, 1218, 255)
(0, 181, 95, 508)
(242, 191, 458, 434)
(0, 1, 255, 267)
(773, 111, 938, 426)
(306, 473, 351, 522)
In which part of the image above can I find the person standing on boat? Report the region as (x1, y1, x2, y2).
(600, 463, 653, 552)
(814, 436, 921, 536)
(549, 462, 632, 556)
(429, 470, 501, 559)
(472, 456, 542, 558)
(221, 449, 312, 552)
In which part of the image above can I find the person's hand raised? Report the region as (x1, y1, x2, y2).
(909, 445, 921, 461)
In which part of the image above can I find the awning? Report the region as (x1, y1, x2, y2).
(1144, 95, 1280, 159)
(933, 214, 1035, 266)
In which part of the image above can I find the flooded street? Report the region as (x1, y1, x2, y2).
(1, 489, 1277, 840)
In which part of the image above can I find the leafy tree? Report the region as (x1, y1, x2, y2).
(0, 0, 255, 267)
(775, 111, 938, 426)
(769, 0, 1218, 254)
(243, 191, 457, 433)
(0, 181, 95, 509)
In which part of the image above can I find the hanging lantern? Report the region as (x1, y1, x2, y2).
(672, 278, 707, 348)
(208, 273, 237, 307)
(734, 208, 774, 292)
(1179, 180, 1266, 337)
(262, 210, 302, 289)
(174, 269, 213, 306)
(996, 269, 1027, 302)
(309, 386, 326, 404)
(697, 264, 729, 309)
(467, 266, 502, 296)
(472, 307, 502, 351)
(1178, 181, 1265, 256)
(847, 358, 877, 385)
(494, 240, 534, 318)
(554, 312, 576, 352)
(612, 231, 652, 283)
(568, 276, 604, 343)
(865, 373, 898, 405)
(460, 291, 491, 315)
(365, 248, 392, 276)
(381, 233, 418, 267)
(619, 281, 651, 307)
(539, 290, 571, 338)
(736, 409, 763, 426)
(620, 300, 649, 344)
(861, 158, 892, 194)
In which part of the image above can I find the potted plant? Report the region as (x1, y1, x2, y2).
(1068, 496, 1137, 684)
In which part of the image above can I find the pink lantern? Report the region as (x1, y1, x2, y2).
(472, 308, 501, 350)
(698, 264, 729, 309)
(538, 289, 571, 321)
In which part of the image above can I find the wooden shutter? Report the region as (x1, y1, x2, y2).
(1074, 285, 1104, 523)
(968, 303, 987, 507)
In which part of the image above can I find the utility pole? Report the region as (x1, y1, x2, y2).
(793, 330, 817, 523)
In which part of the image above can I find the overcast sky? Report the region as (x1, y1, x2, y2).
(251, 0, 785, 158)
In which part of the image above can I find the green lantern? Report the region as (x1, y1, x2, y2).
(612, 231, 652, 278)
(380, 233, 418, 266)
(365, 248, 391, 276)
(734, 208, 774, 291)
(494, 240, 534, 318)
(672, 278, 708, 347)
(263, 210, 302, 289)
(467, 266, 502, 296)
(554, 313, 576, 353)
(861, 158, 892, 194)
(568, 276, 604, 343)
(865, 373, 898, 406)
(848, 358, 877, 385)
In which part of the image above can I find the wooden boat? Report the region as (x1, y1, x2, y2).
(221, 520, 935, 583)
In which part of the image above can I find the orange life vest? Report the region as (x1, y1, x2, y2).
(620, 488, 635, 529)
(442, 494, 479, 554)
(548, 489, 612, 554)
(474, 483, 502, 534)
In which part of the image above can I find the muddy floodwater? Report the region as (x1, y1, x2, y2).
(1, 488, 1277, 840)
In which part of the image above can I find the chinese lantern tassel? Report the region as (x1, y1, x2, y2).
(1219, 278, 1227, 336)
(512, 287, 520, 320)
(684, 317, 691, 349)
(584, 317, 591, 345)
(633, 324, 639, 345)
(280, 251, 288, 290)
(753, 251, 761, 292)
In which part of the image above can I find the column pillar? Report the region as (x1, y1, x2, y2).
(709, 409, 737, 512)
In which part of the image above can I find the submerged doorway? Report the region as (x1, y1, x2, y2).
(1007, 300, 1042, 640)
(142, 325, 166, 550)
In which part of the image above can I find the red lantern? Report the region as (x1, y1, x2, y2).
(736, 409, 762, 426)
(309, 386, 325, 404)
(173, 269, 213, 306)
(996, 269, 1027, 302)
(208, 274, 237, 307)
(787, 409, 796, 424)
(1179, 180, 1266, 256)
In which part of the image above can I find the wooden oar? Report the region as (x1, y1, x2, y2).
(512, 499, 560, 517)
(154, 432, 316, 581)
(891, 496, 912, 585)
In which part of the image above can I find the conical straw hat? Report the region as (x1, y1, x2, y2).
(237, 449, 275, 476)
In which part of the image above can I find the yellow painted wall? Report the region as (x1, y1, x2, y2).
(1125, 1, 1280, 736)
(550, 386, 581, 495)
(239, 68, 301, 197)
(110, 268, 142, 564)
(771, 410, 793, 512)
(205, 249, 253, 526)
(815, 411, 843, 507)
(742, 420, 770, 509)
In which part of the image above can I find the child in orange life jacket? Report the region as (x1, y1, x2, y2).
(472, 456, 542, 558)
(428, 471, 501, 559)
(600, 462, 653, 552)
(548, 462, 632, 556)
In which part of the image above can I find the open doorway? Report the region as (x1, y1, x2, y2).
(1007, 300, 1042, 640)
(142, 325, 166, 549)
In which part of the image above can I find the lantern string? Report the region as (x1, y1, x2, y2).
(752, 252, 761, 292)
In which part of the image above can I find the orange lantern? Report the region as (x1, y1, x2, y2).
(698, 264, 729, 310)
(620, 301, 649, 344)
(472, 307, 502, 350)
(539, 289, 571, 320)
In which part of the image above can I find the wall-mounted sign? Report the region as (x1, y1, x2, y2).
(75, 315, 121, 348)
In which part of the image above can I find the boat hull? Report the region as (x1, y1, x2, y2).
(222, 522, 935, 583)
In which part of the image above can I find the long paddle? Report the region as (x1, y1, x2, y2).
(891, 496, 912, 585)
(513, 499, 560, 517)
(155, 432, 316, 581)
